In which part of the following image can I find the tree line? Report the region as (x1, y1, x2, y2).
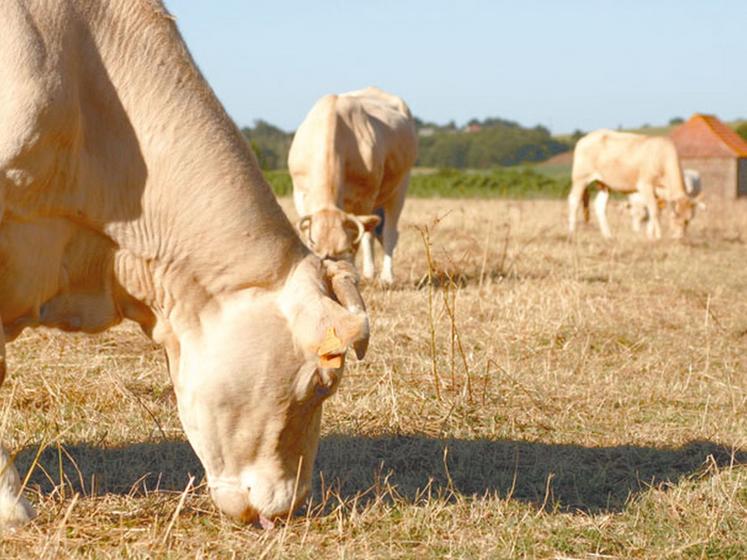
(241, 116, 573, 171)
(415, 117, 569, 168)
(243, 116, 747, 172)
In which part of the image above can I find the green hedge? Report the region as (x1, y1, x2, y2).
(263, 170, 293, 196)
(264, 167, 570, 199)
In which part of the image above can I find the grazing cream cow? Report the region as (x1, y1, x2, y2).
(568, 129, 696, 239)
(626, 169, 703, 233)
(289, 87, 418, 284)
(0, 0, 370, 528)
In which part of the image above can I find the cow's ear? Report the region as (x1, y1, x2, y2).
(356, 214, 381, 232)
(317, 305, 369, 366)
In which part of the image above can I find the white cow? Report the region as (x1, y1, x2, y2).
(626, 169, 703, 233)
(568, 129, 696, 239)
(0, 0, 370, 527)
(289, 87, 418, 284)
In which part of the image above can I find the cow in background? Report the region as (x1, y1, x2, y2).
(289, 87, 417, 284)
(626, 169, 704, 233)
(568, 129, 696, 239)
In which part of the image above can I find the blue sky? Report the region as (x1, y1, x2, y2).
(165, 1, 746, 134)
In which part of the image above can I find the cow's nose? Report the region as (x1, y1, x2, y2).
(210, 485, 258, 523)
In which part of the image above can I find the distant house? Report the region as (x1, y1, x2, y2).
(670, 114, 747, 198)
(465, 123, 482, 133)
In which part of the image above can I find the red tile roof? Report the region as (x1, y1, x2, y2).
(670, 114, 747, 158)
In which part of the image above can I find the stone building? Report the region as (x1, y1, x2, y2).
(670, 114, 747, 199)
(671, 113, 747, 199)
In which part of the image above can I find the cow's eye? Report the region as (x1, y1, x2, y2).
(313, 367, 340, 399)
(296, 363, 341, 403)
(297, 370, 328, 404)
(312, 370, 330, 397)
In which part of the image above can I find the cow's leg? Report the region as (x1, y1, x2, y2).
(631, 212, 641, 233)
(629, 201, 641, 233)
(0, 321, 5, 387)
(593, 188, 612, 239)
(567, 180, 587, 235)
(360, 231, 375, 280)
(0, 323, 35, 527)
(1, 140, 35, 526)
(633, 206, 647, 233)
(0, 448, 34, 527)
(379, 175, 409, 285)
(0, 7, 65, 526)
(639, 183, 661, 240)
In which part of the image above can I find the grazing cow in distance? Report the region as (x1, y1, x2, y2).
(0, 0, 370, 528)
(289, 87, 418, 285)
(568, 129, 696, 239)
(626, 169, 704, 233)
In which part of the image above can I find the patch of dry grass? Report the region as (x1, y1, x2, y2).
(2, 197, 747, 558)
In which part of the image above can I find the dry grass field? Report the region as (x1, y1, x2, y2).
(2, 196, 747, 558)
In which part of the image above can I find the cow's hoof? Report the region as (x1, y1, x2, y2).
(379, 275, 394, 287)
(0, 493, 35, 528)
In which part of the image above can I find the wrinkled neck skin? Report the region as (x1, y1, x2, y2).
(63, 5, 304, 327)
(78, 2, 304, 328)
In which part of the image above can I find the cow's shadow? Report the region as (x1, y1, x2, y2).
(13, 435, 745, 514)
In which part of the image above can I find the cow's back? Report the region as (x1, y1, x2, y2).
(336, 88, 417, 212)
(573, 129, 681, 194)
(290, 88, 416, 216)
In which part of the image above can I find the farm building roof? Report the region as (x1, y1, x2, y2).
(670, 114, 747, 158)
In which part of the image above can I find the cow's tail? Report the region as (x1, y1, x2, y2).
(581, 187, 590, 223)
(374, 207, 385, 242)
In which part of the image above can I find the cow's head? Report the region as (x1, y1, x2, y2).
(297, 208, 380, 261)
(670, 193, 705, 239)
(165, 256, 368, 526)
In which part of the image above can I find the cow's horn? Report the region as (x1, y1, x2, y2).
(323, 259, 368, 358)
(345, 215, 365, 244)
(324, 259, 366, 314)
(297, 215, 312, 232)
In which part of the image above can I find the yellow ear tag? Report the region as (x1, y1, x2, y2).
(320, 354, 343, 369)
(318, 327, 344, 368)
